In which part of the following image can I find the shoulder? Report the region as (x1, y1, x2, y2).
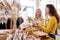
(40, 17, 45, 22)
(50, 16, 57, 22)
(50, 16, 56, 20)
(41, 18, 44, 20)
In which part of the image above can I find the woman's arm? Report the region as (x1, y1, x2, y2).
(37, 17, 55, 33)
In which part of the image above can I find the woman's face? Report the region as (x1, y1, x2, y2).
(45, 7, 49, 15)
(35, 9, 41, 18)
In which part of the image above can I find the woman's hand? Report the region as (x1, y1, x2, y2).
(28, 17, 33, 22)
(32, 20, 38, 27)
(32, 21, 42, 30)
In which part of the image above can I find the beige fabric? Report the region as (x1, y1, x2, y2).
(0, 35, 7, 40)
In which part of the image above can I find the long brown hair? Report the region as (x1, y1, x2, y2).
(46, 4, 59, 23)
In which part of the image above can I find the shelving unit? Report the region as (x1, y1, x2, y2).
(0, 0, 20, 29)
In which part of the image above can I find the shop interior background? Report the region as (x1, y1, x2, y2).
(0, 0, 60, 40)
(0, 0, 60, 22)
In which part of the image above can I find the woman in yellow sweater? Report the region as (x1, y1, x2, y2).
(33, 4, 59, 39)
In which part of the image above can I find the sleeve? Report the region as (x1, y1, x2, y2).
(37, 17, 54, 33)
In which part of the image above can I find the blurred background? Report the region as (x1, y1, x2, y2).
(0, 0, 60, 40)
(0, 0, 60, 21)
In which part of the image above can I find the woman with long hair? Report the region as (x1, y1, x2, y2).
(33, 4, 59, 39)
(28, 9, 45, 26)
(33, 9, 45, 26)
(35, 9, 44, 21)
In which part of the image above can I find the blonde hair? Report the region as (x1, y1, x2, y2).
(35, 8, 42, 18)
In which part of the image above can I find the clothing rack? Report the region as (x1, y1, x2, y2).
(0, 12, 17, 29)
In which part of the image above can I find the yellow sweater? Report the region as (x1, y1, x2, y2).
(37, 16, 57, 34)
